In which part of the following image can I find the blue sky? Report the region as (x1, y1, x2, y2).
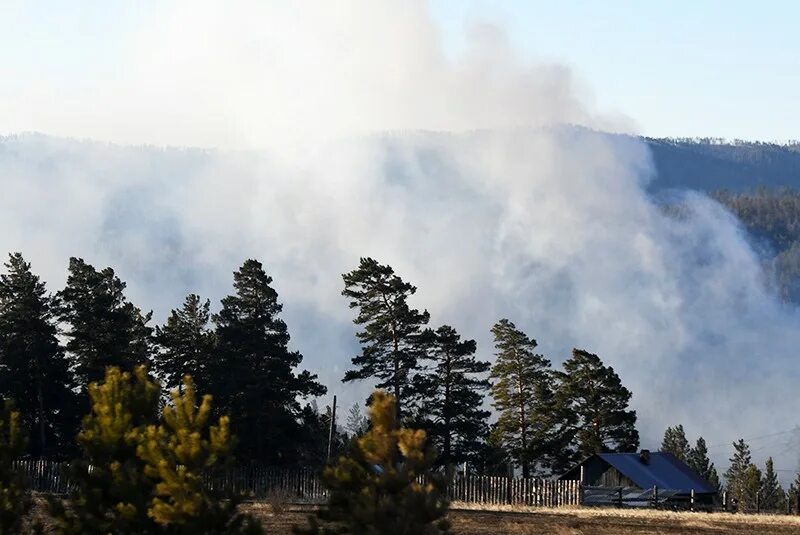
(429, 1, 800, 140)
(2, 1, 798, 141)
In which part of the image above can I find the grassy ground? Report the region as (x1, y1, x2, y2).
(246, 503, 800, 535)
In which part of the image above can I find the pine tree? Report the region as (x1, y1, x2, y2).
(0, 399, 31, 535)
(49, 367, 264, 535)
(660, 425, 690, 462)
(554, 349, 639, 466)
(0, 253, 77, 457)
(687, 437, 720, 490)
(153, 294, 216, 393)
(297, 401, 347, 469)
(296, 390, 450, 535)
(344, 403, 368, 439)
(760, 457, 786, 512)
(49, 366, 161, 534)
(341, 258, 430, 420)
(416, 325, 490, 466)
(738, 464, 762, 513)
(212, 259, 325, 463)
(58, 258, 153, 387)
(474, 425, 510, 476)
(136, 375, 263, 534)
(788, 473, 800, 514)
(724, 439, 752, 508)
(489, 319, 555, 477)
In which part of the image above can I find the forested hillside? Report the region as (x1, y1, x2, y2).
(646, 137, 800, 192)
(712, 188, 800, 302)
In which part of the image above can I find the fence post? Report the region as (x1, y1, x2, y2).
(652, 486, 658, 508)
(506, 464, 513, 505)
(617, 487, 623, 508)
(756, 490, 760, 514)
(722, 491, 728, 512)
(690, 489, 695, 511)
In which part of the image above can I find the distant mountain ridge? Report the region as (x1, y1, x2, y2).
(3, 131, 800, 192)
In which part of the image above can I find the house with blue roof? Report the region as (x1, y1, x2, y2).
(559, 450, 718, 505)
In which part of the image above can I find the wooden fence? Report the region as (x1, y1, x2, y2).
(13, 460, 581, 507)
(13, 460, 73, 495)
(447, 474, 581, 506)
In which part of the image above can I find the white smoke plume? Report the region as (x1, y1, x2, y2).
(1, 1, 798, 480)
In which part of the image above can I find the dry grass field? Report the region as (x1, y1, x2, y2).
(246, 503, 800, 535)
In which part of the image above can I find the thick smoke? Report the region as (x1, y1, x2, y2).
(1, 1, 798, 479)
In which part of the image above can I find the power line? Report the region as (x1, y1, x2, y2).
(705, 428, 799, 450)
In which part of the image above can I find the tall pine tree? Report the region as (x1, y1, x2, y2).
(660, 425, 690, 462)
(489, 319, 556, 477)
(687, 437, 720, 490)
(341, 258, 430, 420)
(58, 257, 152, 387)
(554, 349, 639, 465)
(416, 325, 490, 466)
(153, 294, 216, 393)
(212, 259, 325, 463)
(0, 253, 76, 457)
(760, 457, 786, 512)
(724, 439, 752, 507)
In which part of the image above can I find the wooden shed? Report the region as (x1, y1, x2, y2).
(559, 450, 718, 504)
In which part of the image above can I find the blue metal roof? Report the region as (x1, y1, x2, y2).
(597, 452, 716, 494)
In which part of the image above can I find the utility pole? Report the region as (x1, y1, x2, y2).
(326, 395, 337, 464)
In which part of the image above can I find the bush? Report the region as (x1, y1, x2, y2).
(48, 366, 263, 535)
(296, 390, 450, 535)
(0, 399, 31, 534)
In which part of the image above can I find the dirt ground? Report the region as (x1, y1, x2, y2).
(246, 504, 800, 535)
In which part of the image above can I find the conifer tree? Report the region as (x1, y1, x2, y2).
(489, 319, 555, 477)
(136, 375, 263, 534)
(788, 473, 800, 514)
(554, 349, 639, 466)
(297, 402, 347, 469)
(687, 437, 720, 490)
(416, 325, 490, 466)
(474, 425, 510, 476)
(0, 253, 76, 456)
(212, 260, 325, 463)
(49, 366, 161, 535)
(58, 258, 153, 387)
(0, 399, 31, 535)
(344, 403, 368, 439)
(341, 258, 430, 420)
(660, 425, 690, 462)
(760, 457, 786, 512)
(296, 390, 450, 535)
(738, 464, 762, 513)
(724, 439, 753, 509)
(50, 367, 263, 535)
(153, 294, 216, 393)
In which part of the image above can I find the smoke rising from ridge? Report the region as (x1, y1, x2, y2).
(1, 1, 798, 478)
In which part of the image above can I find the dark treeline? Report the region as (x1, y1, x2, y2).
(660, 424, 800, 513)
(0, 253, 639, 477)
(3, 251, 800, 513)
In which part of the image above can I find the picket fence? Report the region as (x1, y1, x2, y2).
(14, 460, 582, 507)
